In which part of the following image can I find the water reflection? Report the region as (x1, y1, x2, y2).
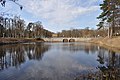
(62, 43, 98, 54)
(0, 43, 50, 71)
(96, 50, 120, 80)
(0, 42, 120, 80)
(75, 47, 120, 80)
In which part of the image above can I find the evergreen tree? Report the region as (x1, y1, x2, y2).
(97, 0, 120, 37)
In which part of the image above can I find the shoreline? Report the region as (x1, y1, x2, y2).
(0, 38, 44, 45)
(89, 37, 120, 52)
(0, 37, 120, 52)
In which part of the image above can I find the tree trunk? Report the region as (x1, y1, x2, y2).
(108, 26, 110, 38)
(110, 11, 115, 38)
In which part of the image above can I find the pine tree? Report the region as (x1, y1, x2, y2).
(97, 0, 120, 37)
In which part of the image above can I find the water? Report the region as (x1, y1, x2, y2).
(0, 42, 120, 80)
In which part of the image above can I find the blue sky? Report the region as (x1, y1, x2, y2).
(0, 0, 102, 32)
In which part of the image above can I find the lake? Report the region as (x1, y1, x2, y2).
(0, 42, 120, 80)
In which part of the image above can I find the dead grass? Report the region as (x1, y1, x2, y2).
(0, 38, 44, 44)
(90, 37, 120, 52)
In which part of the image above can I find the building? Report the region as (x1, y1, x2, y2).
(52, 33, 58, 37)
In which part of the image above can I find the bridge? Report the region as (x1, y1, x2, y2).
(42, 37, 92, 42)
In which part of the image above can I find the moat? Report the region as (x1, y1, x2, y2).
(0, 42, 120, 80)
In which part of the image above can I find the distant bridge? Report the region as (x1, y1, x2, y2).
(42, 37, 92, 42)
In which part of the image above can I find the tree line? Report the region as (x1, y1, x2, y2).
(0, 0, 53, 38)
(57, 28, 107, 38)
(0, 16, 53, 38)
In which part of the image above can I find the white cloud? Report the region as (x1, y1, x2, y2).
(19, 0, 99, 25)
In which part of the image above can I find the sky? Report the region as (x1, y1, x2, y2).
(0, 0, 103, 33)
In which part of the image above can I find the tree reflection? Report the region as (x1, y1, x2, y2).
(97, 47, 106, 64)
(96, 50, 120, 80)
(0, 43, 50, 71)
(75, 48, 120, 80)
(62, 43, 98, 54)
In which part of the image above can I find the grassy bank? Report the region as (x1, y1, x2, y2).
(0, 38, 44, 45)
(90, 37, 120, 52)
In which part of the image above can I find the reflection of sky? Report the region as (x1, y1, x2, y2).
(1, 42, 119, 80)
